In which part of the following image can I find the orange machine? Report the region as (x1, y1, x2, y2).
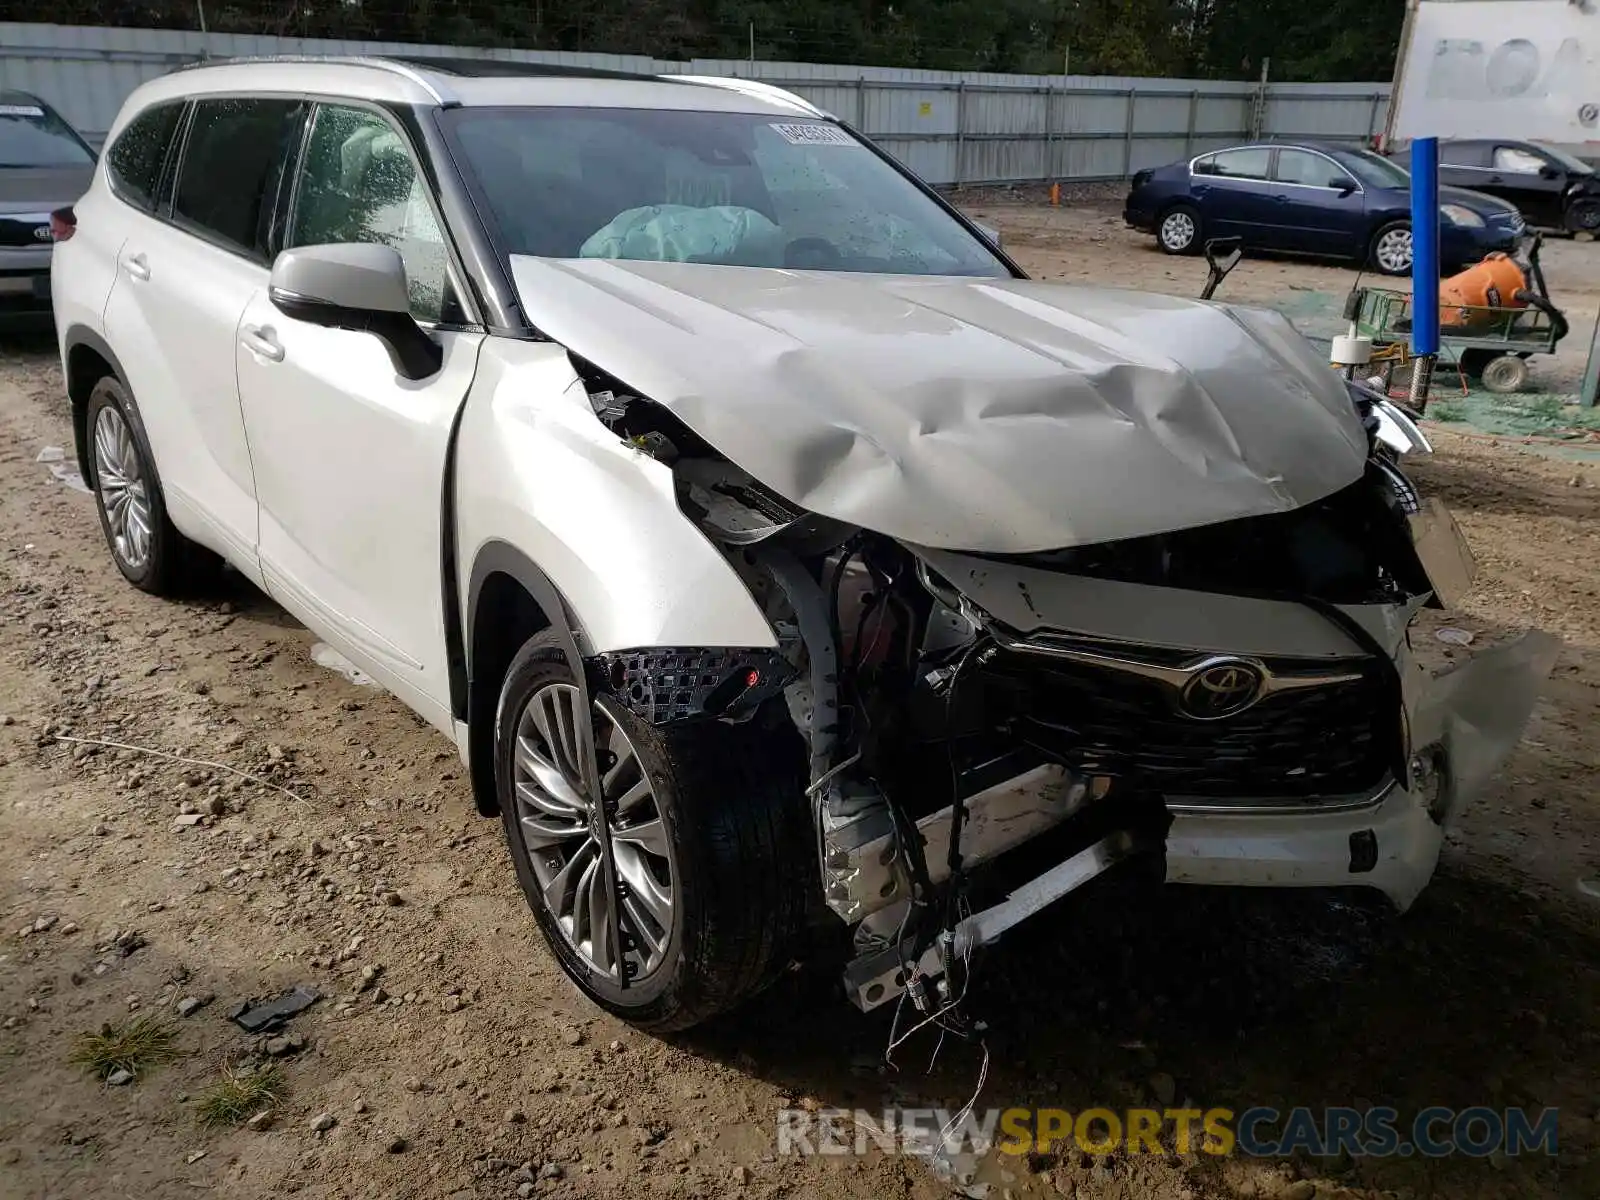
(1439, 252, 1532, 331)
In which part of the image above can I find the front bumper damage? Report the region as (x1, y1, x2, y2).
(823, 501, 1556, 1013)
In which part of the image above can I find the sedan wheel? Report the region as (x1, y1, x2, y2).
(1159, 208, 1199, 254)
(1373, 225, 1414, 275)
(511, 681, 676, 984)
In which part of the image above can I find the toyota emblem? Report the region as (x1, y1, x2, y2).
(33, 224, 52, 242)
(1179, 660, 1263, 719)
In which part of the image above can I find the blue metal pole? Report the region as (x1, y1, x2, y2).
(1410, 136, 1440, 357)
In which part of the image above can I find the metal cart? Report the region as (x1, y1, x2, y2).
(1352, 236, 1569, 394)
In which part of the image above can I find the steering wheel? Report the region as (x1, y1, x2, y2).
(784, 237, 842, 270)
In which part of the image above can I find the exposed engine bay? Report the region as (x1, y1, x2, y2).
(571, 358, 1554, 1023)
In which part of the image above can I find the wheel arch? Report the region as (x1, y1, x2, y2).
(62, 325, 131, 485)
(464, 540, 590, 817)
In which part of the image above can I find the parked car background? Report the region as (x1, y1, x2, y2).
(1124, 140, 1525, 275)
(0, 90, 96, 323)
(1438, 139, 1600, 236)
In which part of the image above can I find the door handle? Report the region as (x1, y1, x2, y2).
(123, 253, 151, 282)
(240, 326, 285, 363)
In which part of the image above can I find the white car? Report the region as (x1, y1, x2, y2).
(52, 56, 1553, 1031)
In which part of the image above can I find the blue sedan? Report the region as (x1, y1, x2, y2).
(1123, 141, 1526, 275)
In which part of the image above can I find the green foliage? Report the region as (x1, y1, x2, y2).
(2, 0, 1408, 81)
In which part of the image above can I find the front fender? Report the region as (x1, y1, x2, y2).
(454, 338, 776, 656)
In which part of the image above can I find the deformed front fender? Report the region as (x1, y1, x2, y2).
(453, 337, 777, 658)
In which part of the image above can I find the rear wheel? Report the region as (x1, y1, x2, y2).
(1370, 221, 1413, 275)
(84, 377, 219, 596)
(1480, 354, 1529, 394)
(495, 631, 810, 1031)
(1157, 205, 1202, 255)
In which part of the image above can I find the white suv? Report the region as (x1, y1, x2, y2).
(53, 56, 1550, 1031)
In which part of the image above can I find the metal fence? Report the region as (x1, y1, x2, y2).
(0, 22, 1394, 185)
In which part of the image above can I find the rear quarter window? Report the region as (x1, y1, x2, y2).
(106, 102, 185, 212)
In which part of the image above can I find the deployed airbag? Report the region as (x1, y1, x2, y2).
(580, 204, 785, 266)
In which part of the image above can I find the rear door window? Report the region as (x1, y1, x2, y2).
(106, 102, 184, 212)
(170, 98, 302, 261)
(1209, 148, 1271, 180)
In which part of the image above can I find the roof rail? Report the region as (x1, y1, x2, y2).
(669, 75, 832, 120)
(170, 54, 453, 104)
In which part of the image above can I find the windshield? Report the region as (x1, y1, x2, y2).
(445, 107, 1011, 277)
(0, 101, 95, 168)
(1336, 148, 1412, 190)
(1535, 143, 1595, 175)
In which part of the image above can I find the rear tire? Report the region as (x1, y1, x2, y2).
(1157, 204, 1202, 255)
(1480, 354, 1529, 394)
(1370, 221, 1413, 275)
(496, 630, 811, 1031)
(84, 376, 220, 596)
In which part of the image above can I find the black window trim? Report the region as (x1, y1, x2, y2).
(283, 95, 482, 332)
(163, 93, 308, 268)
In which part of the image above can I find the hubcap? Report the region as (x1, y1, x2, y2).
(1575, 204, 1600, 231)
(512, 683, 675, 984)
(1161, 211, 1196, 250)
(93, 405, 153, 570)
(1377, 228, 1413, 272)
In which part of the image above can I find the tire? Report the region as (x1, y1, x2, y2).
(1369, 221, 1413, 275)
(84, 376, 219, 596)
(1566, 199, 1600, 236)
(1480, 354, 1529, 394)
(1157, 204, 1202, 255)
(496, 630, 811, 1031)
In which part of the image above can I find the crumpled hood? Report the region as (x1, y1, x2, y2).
(508, 257, 1369, 553)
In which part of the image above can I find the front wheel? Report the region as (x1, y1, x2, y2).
(1369, 221, 1414, 275)
(1157, 205, 1202, 255)
(495, 631, 811, 1031)
(1566, 199, 1600, 237)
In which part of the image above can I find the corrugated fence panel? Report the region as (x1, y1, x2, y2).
(0, 22, 1396, 182)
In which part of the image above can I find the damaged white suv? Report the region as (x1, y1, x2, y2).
(54, 56, 1553, 1030)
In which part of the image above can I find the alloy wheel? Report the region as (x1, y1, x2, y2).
(93, 404, 153, 571)
(1160, 210, 1196, 251)
(511, 683, 675, 984)
(1376, 227, 1413, 273)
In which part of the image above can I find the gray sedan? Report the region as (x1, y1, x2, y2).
(1, 90, 95, 324)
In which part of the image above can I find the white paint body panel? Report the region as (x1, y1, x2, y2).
(453, 338, 776, 656)
(101, 216, 265, 582)
(234, 292, 485, 734)
(1167, 782, 1443, 912)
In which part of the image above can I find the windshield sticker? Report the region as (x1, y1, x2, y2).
(0, 105, 46, 118)
(770, 123, 857, 147)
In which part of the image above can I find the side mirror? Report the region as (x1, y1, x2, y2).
(973, 221, 1003, 250)
(1538, 165, 1560, 180)
(1332, 178, 1357, 196)
(268, 243, 442, 381)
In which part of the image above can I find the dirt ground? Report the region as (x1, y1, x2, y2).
(3, 201, 1600, 1200)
